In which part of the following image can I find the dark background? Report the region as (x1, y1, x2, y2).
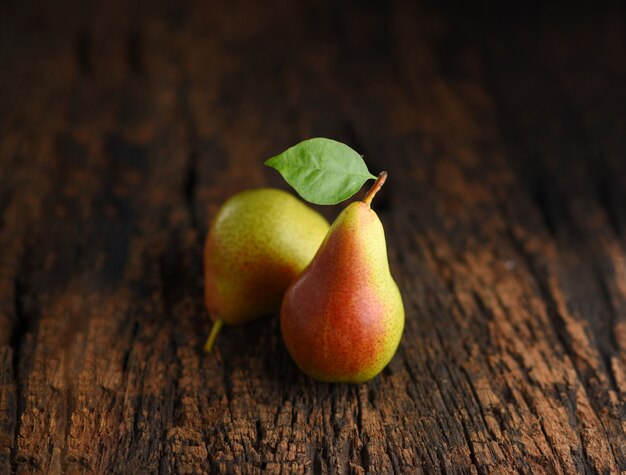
(1, 1, 625, 473)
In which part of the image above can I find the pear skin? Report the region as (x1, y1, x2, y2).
(204, 188, 329, 351)
(280, 173, 404, 383)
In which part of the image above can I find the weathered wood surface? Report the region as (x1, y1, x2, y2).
(1, 1, 626, 473)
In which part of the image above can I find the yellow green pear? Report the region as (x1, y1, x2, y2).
(204, 188, 329, 351)
(280, 173, 404, 382)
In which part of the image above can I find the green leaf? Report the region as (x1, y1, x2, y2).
(265, 138, 377, 205)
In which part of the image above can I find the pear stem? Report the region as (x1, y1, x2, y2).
(363, 171, 387, 206)
(204, 318, 223, 353)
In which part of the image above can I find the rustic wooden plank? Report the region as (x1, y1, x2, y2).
(1, 0, 625, 473)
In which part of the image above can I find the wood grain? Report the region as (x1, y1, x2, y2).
(1, 1, 625, 473)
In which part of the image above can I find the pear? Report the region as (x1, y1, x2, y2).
(280, 172, 404, 383)
(204, 188, 330, 351)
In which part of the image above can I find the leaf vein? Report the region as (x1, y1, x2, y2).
(278, 162, 374, 180)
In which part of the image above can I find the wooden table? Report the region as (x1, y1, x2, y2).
(1, 1, 625, 473)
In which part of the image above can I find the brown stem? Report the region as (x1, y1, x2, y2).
(363, 171, 387, 206)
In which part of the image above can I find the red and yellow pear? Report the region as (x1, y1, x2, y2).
(280, 172, 404, 383)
